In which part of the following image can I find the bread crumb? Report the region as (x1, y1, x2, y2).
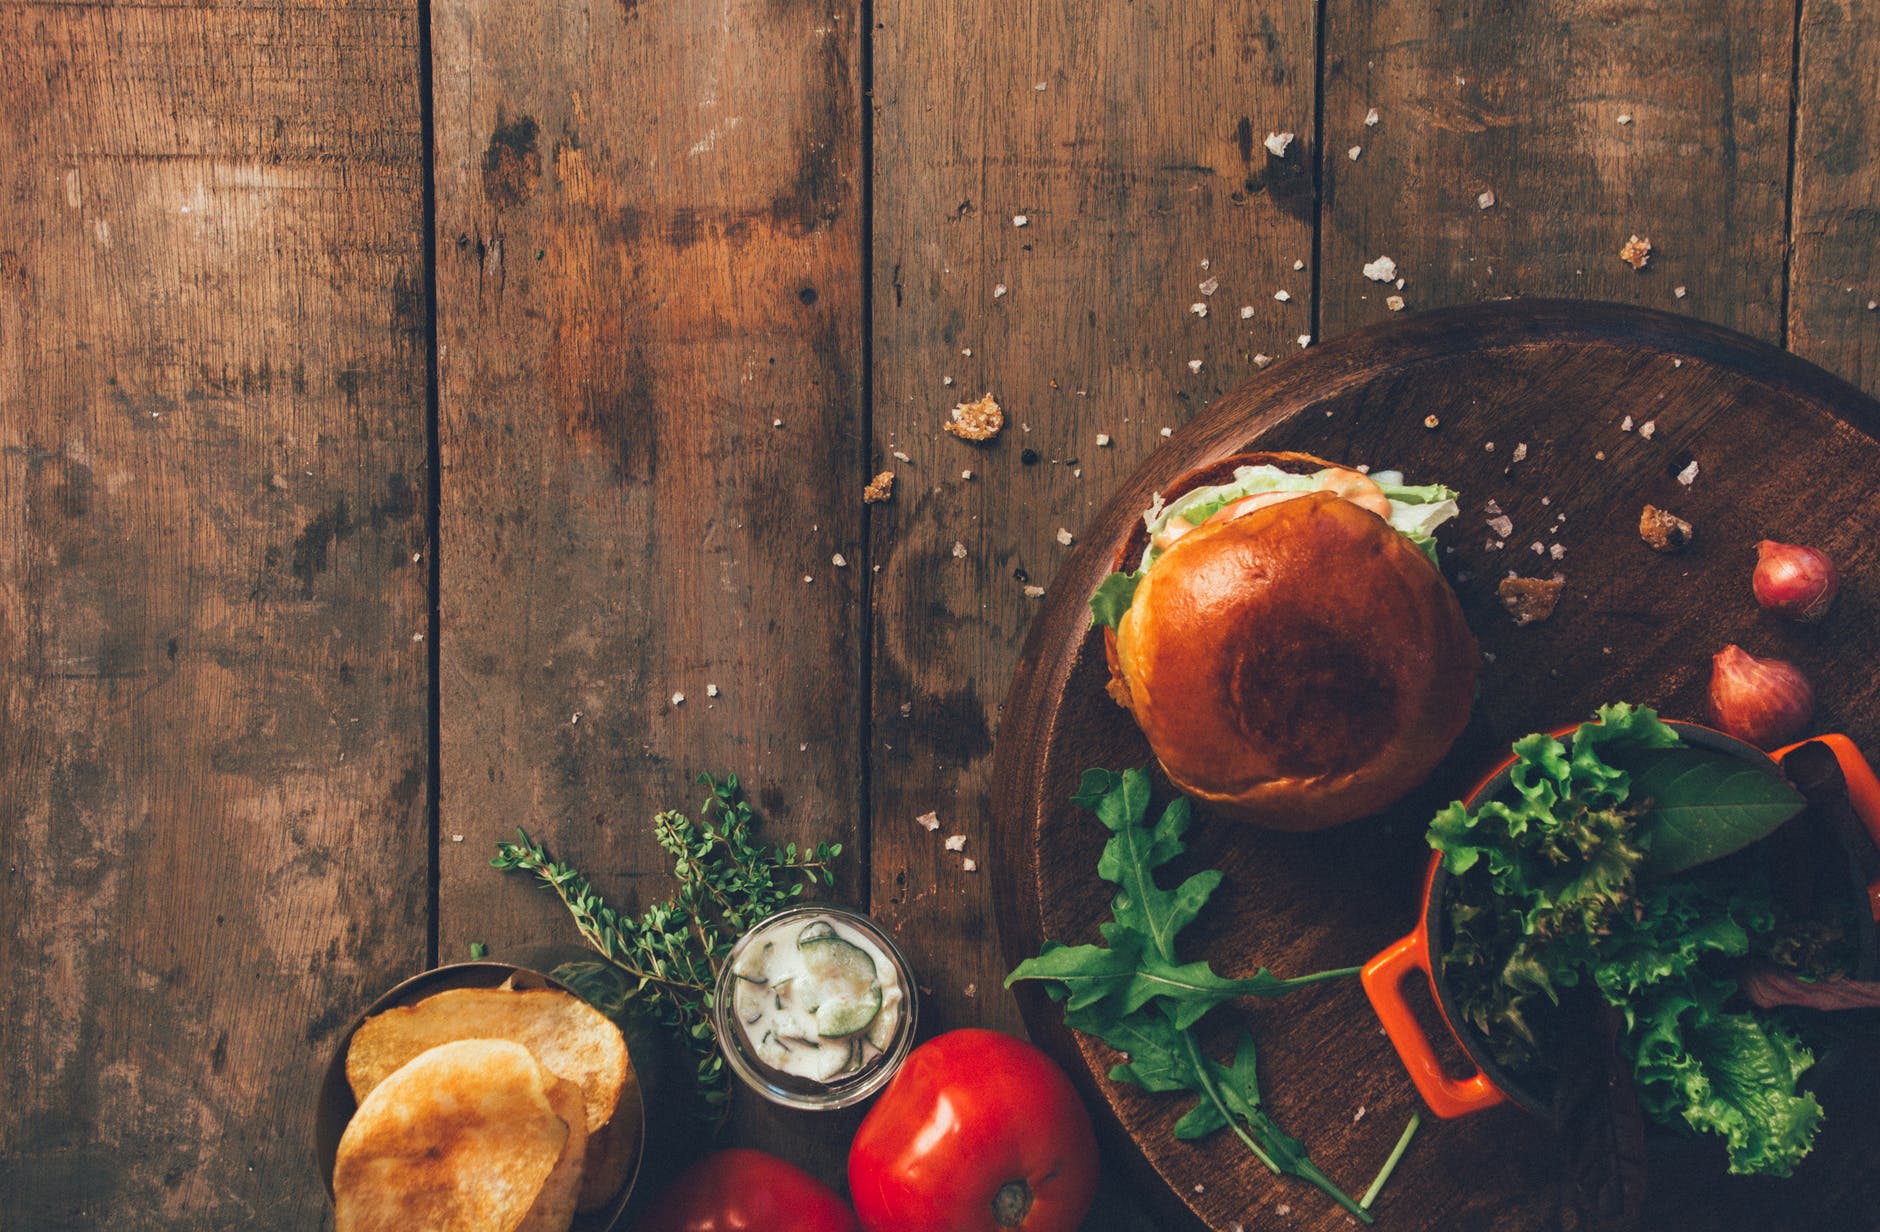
(1199, 277, 1220, 296)
(1264, 131, 1294, 157)
(1348, 145, 1362, 160)
(1354, 1105, 1367, 1123)
(917, 810, 940, 831)
(832, 553, 847, 568)
(1617, 113, 1633, 125)
(993, 283, 1008, 298)
(1364, 107, 1380, 126)
(1239, 305, 1256, 319)
(1253, 353, 1273, 367)
(961, 348, 972, 356)
(1674, 285, 1688, 299)
(1297, 334, 1312, 347)
(1498, 576, 1565, 626)
(1620, 415, 1634, 431)
(1676, 459, 1699, 486)
(962, 858, 978, 872)
(951, 541, 967, 559)
(1095, 433, 1111, 447)
(1056, 528, 1074, 546)
(964, 983, 977, 996)
(1639, 420, 1656, 439)
(1363, 255, 1398, 282)
(1187, 359, 1203, 373)
(1013, 214, 1029, 227)
(1478, 189, 1496, 209)
(773, 417, 784, 427)
(1550, 543, 1566, 560)
(1190, 302, 1208, 317)
(1620, 234, 1652, 269)
(1159, 426, 1173, 437)
(671, 692, 686, 706)
(1022, 585, 1044, 598)
(1511, 442, 1528, 463)
(802, 574, 813, 583)
(1487, 515, 1514, 538)
(1424, 413, 1440, 429)
(961, 469, 974, 480)
(707, 684, 720, 698)
(1273, 289, 1291, 302)
(945, 393, 1004, 441)
(944, 834, 966, 851)
(1387, 294, 1406, 311)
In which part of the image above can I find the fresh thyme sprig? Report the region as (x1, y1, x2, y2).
(492, 772, 841, 1113)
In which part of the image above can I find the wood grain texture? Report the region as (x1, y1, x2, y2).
(1320, 0, 1796, 340)
(869, 0, 1319, 1054)
(1790, 0, 1880, 394)
(430, 0, 865, 1174)
(994, 302, 1880, 1231)
(0, 2, 428, 1226)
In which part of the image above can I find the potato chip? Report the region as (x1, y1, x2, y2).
(517, 1069, 588, 1232)
(346, 987, 629, 1136)
(334, 1038, 573, 1232)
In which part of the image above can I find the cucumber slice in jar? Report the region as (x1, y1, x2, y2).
(865, 990, 901, 1052)
(797, 920, 839, 945)
(815, 985, 883, 1039)
(733, 976, 770, 1026)
(798, 936, 877, 997)
(733, 939, 774, 983)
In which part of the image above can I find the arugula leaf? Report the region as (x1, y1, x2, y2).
(1624, 748, 1807, 876)
(1089, 571, 1141, 630)
(1010, 768, 1378, 1221)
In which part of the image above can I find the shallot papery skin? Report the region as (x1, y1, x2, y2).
(1740, 966, 1880, 1012)
(1753, 540, 1839, 622)
(1708, 644, 1815, 749)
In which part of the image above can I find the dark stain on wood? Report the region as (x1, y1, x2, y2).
(481, 112, 542, 211)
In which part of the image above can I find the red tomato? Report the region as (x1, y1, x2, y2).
(636, 1147, 859, 1232)
(848, 1029, 1099, 1232)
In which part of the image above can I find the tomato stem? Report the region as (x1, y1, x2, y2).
(991, 1180, 1034, 1228)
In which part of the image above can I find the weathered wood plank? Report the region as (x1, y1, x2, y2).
(1320, 0, 1796, 340)
(430, 0, 865, 1174)
(1790, 0, 1880, 393)
(870, 0, 1318, 1049)
(0, 2, 428, 1225)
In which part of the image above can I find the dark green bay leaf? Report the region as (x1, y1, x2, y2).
(1627, 748, 1806, 877)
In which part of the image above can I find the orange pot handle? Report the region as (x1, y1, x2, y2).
(1773, 733, 1880, 921)
(1362, 931, 1507, 1119)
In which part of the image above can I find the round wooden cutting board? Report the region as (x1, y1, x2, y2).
(990, 301, 1880, 1232)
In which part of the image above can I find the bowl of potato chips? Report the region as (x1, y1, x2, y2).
(316, 958, 648, 1232)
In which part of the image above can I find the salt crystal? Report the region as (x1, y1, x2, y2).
(671, 692, 686, 705)
(1364, 107, 1380, 126)
(962, 858, 978, 872)
(993, 284, 1007, 298)
(917, 811, 940, 831)
(773, 418, 783, 428)
(1297, 334, 1312, 347)
(1348, 145, 1362, 161)
(1023, 585, 1044, 599)
(1677, 459, 1699, 486)
(1362, 255, 1398, 282)
(1056, 527, 1074, 546)
(1264, 131, 1294, 157)
(1639, 420, 1656, 439)
(1478, 190, 1496, 209)
(1511, 442, 1528, 463)
(1013, 214, 1029, 227)
(1199, 277, 1220, 296)
(1187, 359, 1203, 373)
(707, 684, 720, 698)
(944, 835, 966, 851)
(832, 553, 847, 568)
(1487, 515, 1514, 537)
(1273, 289, 1291, 302)
(1387, 295, 1405, 311)
(952, 541, 967, 558)
(1253, 353, 1273, 367)
(1239, 305, 1255, 319)
(1095, 433, 1111, 447)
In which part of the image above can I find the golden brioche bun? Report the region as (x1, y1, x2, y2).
(1103, 452, 1477, 829)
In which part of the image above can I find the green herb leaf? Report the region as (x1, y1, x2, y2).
(1089, 571, 1141, 630)
(1011, 768, 1369, 1221)
(1624, 748, 1807, 876)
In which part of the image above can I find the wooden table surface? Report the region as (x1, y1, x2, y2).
(3, 1, 1878, 1228)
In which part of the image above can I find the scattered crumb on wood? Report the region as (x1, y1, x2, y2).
(1423, 413, 1440, 429)
(951, 541, 967, 558)
(1498, 576, 1565, 626)
(945, 393, 1004, 442)
(1639, 507, 1699, 552)
(1362, 255, 1398, 282)
(1478, 190, 1495, 209)
(863, 470, 895, 503)
(1387, 295, 1406, 311)
(1676, 459, 1700, 486)
(1620, 234, 1652, 269)
(1264, 131, 1294, 157)
(671, 691, 686, 706)
(1253, 353, 1273, 367)
(944, 834, 966, 851)
(1056, 527, 1074, 546)
(1199, 276, 1220, 296)
(961, 858, 977, 872)
(1364, 107, 1380, 126)
(917, 811, 940, 831)
(1022, 585, 1045, 598)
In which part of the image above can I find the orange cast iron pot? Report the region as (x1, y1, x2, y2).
(1361, 723, 1880, 1119)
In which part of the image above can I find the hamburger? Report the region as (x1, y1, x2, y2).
(1092, 451, 1478, 830)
